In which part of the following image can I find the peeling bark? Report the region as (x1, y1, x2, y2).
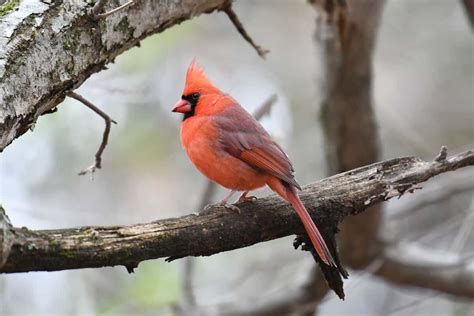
(0, 0, 229, 151)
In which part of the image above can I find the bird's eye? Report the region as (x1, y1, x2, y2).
(191, 92, 200, 100)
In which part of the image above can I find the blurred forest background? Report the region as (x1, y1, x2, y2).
(1, 0, 473, 315)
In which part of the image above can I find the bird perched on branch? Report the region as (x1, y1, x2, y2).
(172, 60, 336, 267)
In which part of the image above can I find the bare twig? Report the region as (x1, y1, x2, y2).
(222, 3, 269, 59)
(389, 172, 474, 220)
(375, 240, 474, 299)
(95, 0, 135, 19)
(434, 145, 448, 162)
(178, 182, 216, 315)
(253, 94, 278, 120)
(67, 92, 117, 175)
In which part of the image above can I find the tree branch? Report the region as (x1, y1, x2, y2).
(1, 150, 472, 280)
(222, 3, 269, 59)
(0, 0, 231, 152)
(67, 92, 117, 175)
(375, 242, 474, 299)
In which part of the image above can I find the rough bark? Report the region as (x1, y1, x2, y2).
(1, 150, 472, 292)
(0, 0, 230, 151)
(318, 0, 385, 271)
(291, 0, 386, 309)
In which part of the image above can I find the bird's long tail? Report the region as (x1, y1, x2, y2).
(285, 186, 336, 267)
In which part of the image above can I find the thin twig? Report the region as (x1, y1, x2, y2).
(67, 92, 117, 175)
(253, 94, 278, 120)
(178, 182, 216, 315)
(389, 173, 474, 220)
(434, 145, 448, 162)
(222, 3, 269, 59)
(97, 0, 135, 19)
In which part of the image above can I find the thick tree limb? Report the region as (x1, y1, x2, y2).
(0, 0, 231, 151)
(1, 150, 472, 279)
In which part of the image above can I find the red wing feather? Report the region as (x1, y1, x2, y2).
(216, 105, 301, 190)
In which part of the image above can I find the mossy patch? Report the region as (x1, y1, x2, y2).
(0, 0, 20, 18)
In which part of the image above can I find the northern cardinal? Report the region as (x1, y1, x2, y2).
(172, 60, 336, 266)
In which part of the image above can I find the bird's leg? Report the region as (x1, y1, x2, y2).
(238, 191, 257, 203)
(204, 190, 241, 213)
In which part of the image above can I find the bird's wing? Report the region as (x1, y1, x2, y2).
(216, 105, 301, 189)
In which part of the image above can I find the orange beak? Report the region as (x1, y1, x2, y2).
(172, 99, 191, 113)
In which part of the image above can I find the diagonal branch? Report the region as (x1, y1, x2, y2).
(0, 0, 232, 152)
(67, 92, 117, 175)
(222, 3, 270, 59)
(1, 149, 472, 285)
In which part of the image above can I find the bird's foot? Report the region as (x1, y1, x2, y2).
(217, 201, 241, 214)
(203, 201, 241, 214)
(238, 191, 257, 203)
(238, 195, 257, 203)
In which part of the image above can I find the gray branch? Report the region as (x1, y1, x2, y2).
(1, 149, 472, 302)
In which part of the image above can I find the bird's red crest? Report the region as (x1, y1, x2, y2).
(183, 59, 219, 96)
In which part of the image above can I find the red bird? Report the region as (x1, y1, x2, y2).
(172, 60, 335, 266)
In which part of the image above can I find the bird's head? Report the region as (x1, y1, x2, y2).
(172, 59, 221, 121)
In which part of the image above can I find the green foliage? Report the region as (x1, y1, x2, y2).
(129, 261, 180, 307)
(0, 0, 20, 17)
(99, 261, 180, 315)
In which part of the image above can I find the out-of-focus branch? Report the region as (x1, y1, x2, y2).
(1, 150, 472, 278)
(389, 171, 474, 220)
(375, 242, 474, 299)
(461, 0, 474, 29)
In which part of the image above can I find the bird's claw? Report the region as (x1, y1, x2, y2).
(238, 195, 257, 203)
(202, 202, 241, 214)
(218, 202, 241, 214)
